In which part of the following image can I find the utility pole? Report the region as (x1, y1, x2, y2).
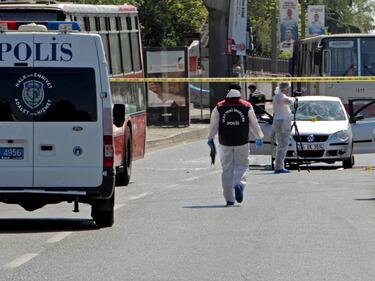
(203, 0, 231, 111)
(271, 6, 278, 92)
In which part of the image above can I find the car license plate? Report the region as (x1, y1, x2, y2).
(0, 147, 24, 160)
(297, 144, 324, 151)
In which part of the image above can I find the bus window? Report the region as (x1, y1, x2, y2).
(0, 10, 64, 21)
(110, 17, 117, 31)
(327, 39, 357, 76)
(95, 17, 100, 31)
(361, 38, 375, 76)
(83, 16, 90, 31)
(76, 16, 85, 31)
(323, 50, 330, 75)
(131, 32, 141, 71)
(126, 16, 132, 30)
(99, 17, 106, 31)
(120, 32, 133, 73)
(89, 17, 96, 32)
(109, 32, 122, 74)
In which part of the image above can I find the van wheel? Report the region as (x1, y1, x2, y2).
(116, 126, 132, 186)
(91, 192, 114, 228)
(343, 155, 354, 169)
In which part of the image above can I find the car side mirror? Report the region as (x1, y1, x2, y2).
(293, 91, 302, 97)
(113, 104, 125, 127)
(350, 114, 364, 123)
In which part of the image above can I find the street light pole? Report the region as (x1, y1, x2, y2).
(301, 0, 306, 39)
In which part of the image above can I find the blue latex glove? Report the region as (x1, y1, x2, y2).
(207, 138, 214, 148)
(255, 138, 263, 149)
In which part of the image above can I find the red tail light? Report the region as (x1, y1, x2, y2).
(103, 135, 114, 168)
(0, 21, 17, 30)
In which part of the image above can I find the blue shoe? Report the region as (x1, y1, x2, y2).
(234, 184, 243, 203)
(226, 201, 235, 206)
(274, 168, 290, 174)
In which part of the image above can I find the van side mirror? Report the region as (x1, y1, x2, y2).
(113, 104, 125, 127)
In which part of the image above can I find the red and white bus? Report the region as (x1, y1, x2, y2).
(0, 1, 147, 186)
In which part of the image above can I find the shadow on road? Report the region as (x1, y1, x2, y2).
(354, 198, 375, 201)
(0, 218, 97, 233)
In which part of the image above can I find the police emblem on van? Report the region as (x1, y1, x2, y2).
(14, 73, 52, 116)
(22, 80, 44, 109)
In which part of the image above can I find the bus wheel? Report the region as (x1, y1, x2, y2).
(116, 126, 132, 186)
(91, 192, 114, 228)
(343, 155, 354, 169)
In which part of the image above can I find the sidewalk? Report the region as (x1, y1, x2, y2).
(145, 108, 210, 151)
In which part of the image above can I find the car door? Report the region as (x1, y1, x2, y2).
(349, 99, 375, 154)
(249, 107, 273, 155)
(0, 34, 34, 187)
(32, 34, 103, 188)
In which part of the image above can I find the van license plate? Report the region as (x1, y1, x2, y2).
(0, 148, 24, 160)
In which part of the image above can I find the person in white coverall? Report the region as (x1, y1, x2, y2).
(207, 88, 264, 206)
(272, 82, 295, 174)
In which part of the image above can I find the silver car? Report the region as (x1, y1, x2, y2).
(250, 96, 375, 169)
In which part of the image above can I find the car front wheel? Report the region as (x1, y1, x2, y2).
(343, 155, 354, 169)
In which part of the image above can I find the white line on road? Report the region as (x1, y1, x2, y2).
(128, 192, 149, 201)
(46, 232, 72, 243)
(4, 253, 39, 268)
(182, 176, 200, 182)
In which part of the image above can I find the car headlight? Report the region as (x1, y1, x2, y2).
(330, 130, 349, 143)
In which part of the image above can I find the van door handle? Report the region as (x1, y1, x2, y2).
(40, 145, 53, 151)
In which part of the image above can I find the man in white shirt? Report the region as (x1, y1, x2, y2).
(272, 82, 295, 173)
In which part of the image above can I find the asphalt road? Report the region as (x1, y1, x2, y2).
(1, 140, 375, 281)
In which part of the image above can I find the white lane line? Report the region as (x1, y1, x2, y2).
(4, 253, 39, 268)
(114, 203, 125, 211)
(182, 176, 200, 182)
(128, 192, 149, 201)
(46, 232, 72, 243)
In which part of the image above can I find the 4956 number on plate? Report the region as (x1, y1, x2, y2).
(0, 148, 24, 160)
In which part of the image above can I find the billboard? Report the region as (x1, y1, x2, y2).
(228, 0, 248, 56)
(307, 5, 325, 36)
(145, 47, 189, 126)
(279, 0, 298, 52)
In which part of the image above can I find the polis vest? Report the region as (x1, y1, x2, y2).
(217, 98, 251, 146)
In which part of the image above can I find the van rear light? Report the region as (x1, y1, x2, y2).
(103, 135, 114, 168)
(0, 21, 16, 31)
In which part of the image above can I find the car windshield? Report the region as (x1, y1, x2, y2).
(292, 100, 346, 121)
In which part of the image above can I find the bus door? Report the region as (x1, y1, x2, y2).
(349, 99, 375, 154)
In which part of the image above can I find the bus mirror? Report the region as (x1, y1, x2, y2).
(314, 50, 322, 65)
(113, 104, 125, 127)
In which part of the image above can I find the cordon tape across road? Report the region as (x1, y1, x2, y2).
(110, 76, 375, 83)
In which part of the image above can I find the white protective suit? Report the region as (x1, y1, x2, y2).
(272, 87, 295, 170)
(208, 92, 264, 203)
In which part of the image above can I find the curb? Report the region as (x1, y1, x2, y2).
(146, 126, 209, 151)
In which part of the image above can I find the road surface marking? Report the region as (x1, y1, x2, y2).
(4, 253, 39, 268)
(182, 176, 200, 182)
(128, 192, 149, 200)
(46, 232, 72, 243)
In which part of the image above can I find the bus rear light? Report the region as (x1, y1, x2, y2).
(0, 21, 16, 31)
(103, 135, 114, 168)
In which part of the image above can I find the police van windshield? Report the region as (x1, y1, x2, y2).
(0, 67, 97, 122)
(293, 100, 346, 121)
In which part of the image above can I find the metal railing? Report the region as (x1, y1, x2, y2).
(246, 56, 290, 74)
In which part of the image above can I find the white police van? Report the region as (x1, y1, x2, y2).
(0, 21, 123, 227)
